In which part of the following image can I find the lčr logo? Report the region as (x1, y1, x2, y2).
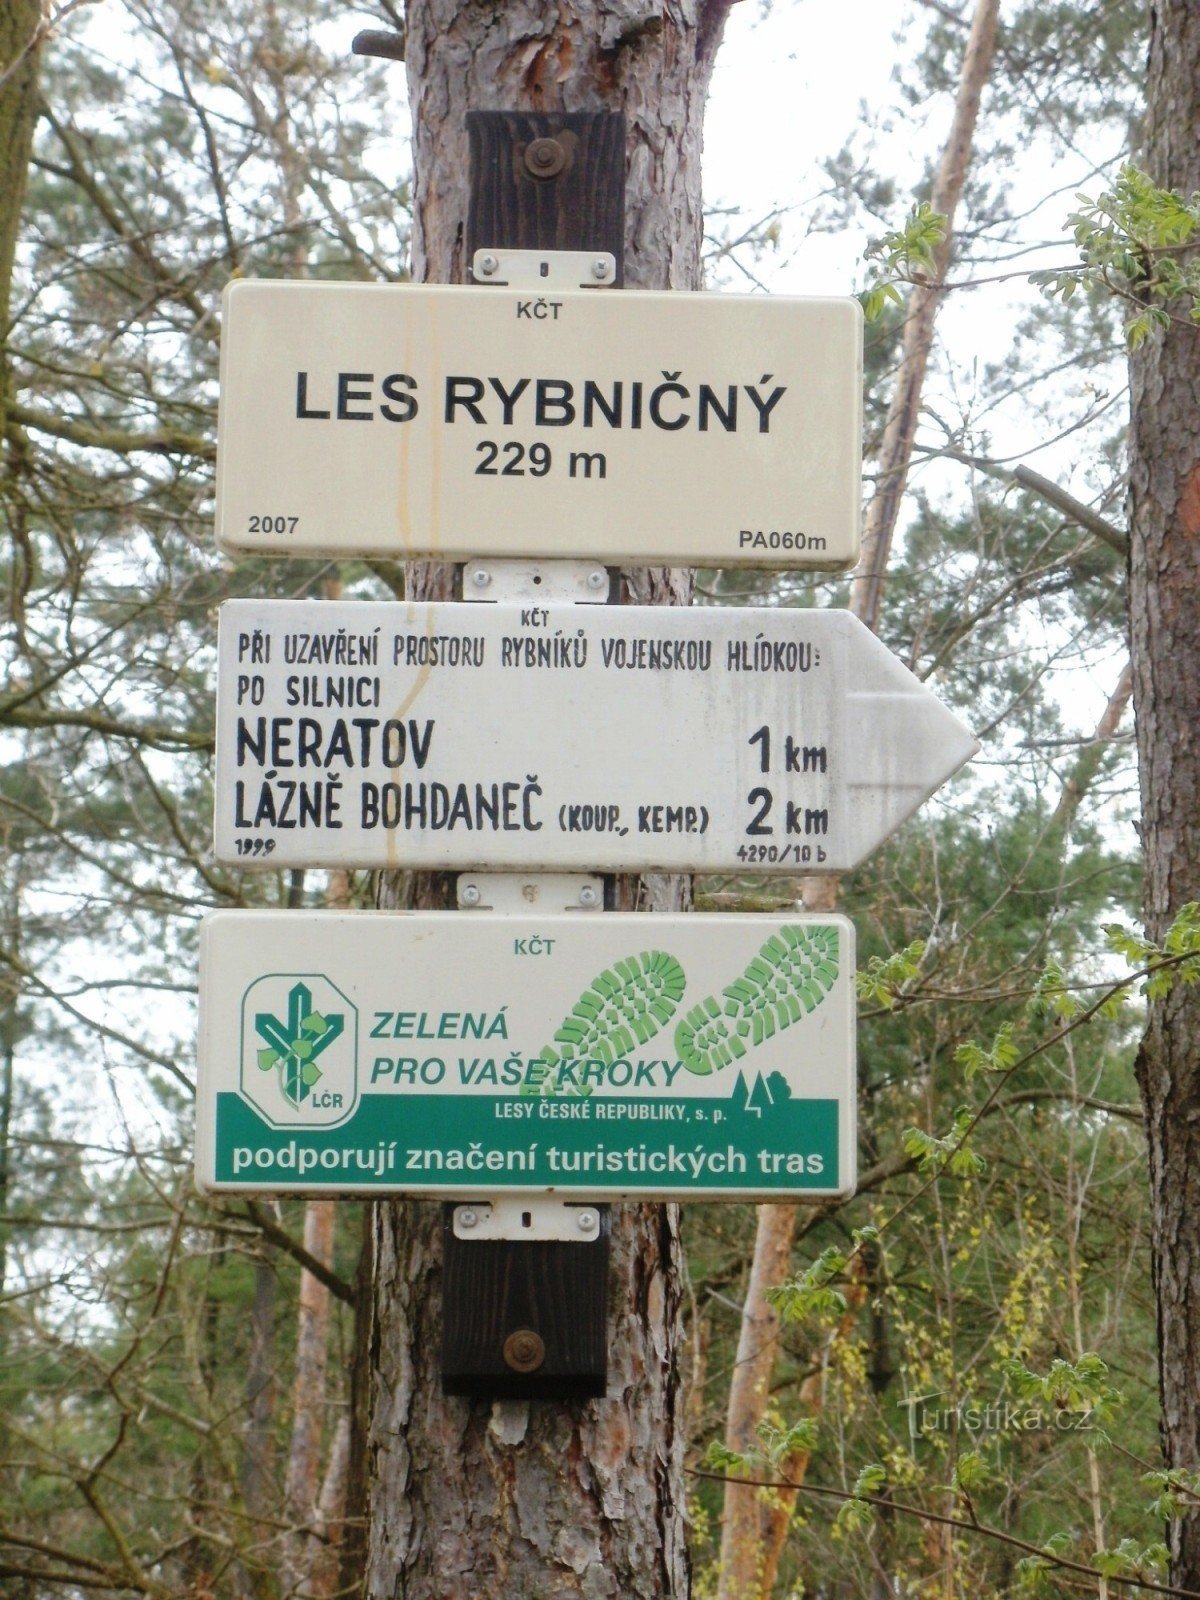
(256, 981, 344, 1108)
(239, 973, 358, 1128)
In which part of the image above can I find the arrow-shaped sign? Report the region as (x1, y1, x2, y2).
(214, 601, 977, 875)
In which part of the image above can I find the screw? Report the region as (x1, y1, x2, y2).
(460, 883, 481, 907)
(503, 1328, 546, 1372)
(592, 257, 610, 280)
(471, 568, 491, 588)
(579, 884, 599, 908)
(524, 137, 567, 179)
(477, 253, 498, 277)
(586, 568, 607, 591)
(458, 1208, 478, 1230)
(577, 1209, 599, 1234)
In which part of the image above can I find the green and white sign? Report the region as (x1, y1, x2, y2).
(214, 280, 862, 568)
(196, 911, 857, 1200)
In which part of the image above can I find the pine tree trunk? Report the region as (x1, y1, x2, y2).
(361, 6, 733, 1597)
(1128, 4, 1200, 1589)
(0, 2, 39, 377)
(0, 2, 41, 623)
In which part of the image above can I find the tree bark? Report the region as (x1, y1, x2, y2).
(1128, 4, 1200, 1589)
(362, 6, 733, 1597)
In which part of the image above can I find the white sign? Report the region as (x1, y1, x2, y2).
(214, 281, 862, 567)
(214, 601, 977, 873)
(195, 910, 857, 1200)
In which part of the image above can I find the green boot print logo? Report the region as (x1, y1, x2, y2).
(526, 926, 840, 1096)
(530, 950, 687, 1096)
(675, 925, 840, 1076)
(256, 981, 345, 1109)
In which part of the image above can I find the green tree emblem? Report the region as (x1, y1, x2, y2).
(255, 982, 345, 1108)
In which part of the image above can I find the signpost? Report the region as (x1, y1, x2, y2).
(214, 280, 862, 568)
(214, 599, 977, 873)
(195, 910, 856, 1202)
(197, 108, 982, 1401)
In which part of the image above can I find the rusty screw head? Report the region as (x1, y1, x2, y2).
(503, 1328, 546, 1373)
(524, 137, 567, 179)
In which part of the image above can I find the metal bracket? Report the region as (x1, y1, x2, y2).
(471, 247, 616, 289)
(465, 247, 616, 602)
(464, 559, 611, 605)
(456, 873, 603, 913)
(452, 1199, 602, 1243)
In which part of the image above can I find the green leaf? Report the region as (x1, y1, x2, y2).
(1143, 1467, 1200, 1520)
(903, 1109, 985, 1178)
(857, 940, 925, 1007)
(851, 1463, 887, 1498)
(1030, 961, 1079, 1022)
(703, 1440, 754, 1476)
(760, 1415, 819, 1463)
(832, 1463, 887, 1537)
(951, 1450, 992, 1496)
(766, 1245, 849, 1324)
(1002, 1353, 1122, 1422)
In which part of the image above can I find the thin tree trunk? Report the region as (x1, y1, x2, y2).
(0, 886, 18, 1305)
(1050, 662, 1133, 833)
(309, 1414, 351, 1600)
(849, 0, 1000, 635)
(282, 1200, 336, 1599)
(756, 1258, 868, 1600)
(1063, 1034, 1108, 1599)
(0, 984, 12, 1301)
(0, 2, 41, 640)
(0, 1, 39, 391)
(716, 9, 1000, 1591)
(363, 6, 734, 1597)
(1128, 5, 1200, 1590)
(717, 1202, 800, 1592)
(240, 1244, 278, 1587)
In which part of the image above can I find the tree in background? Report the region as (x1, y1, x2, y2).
(1127, 3, 1200, 1592)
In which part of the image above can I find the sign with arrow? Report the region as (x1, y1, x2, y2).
(195, 910, 857, 1201)
(214, 280, 862, 568)
(214, 600, 978, 873)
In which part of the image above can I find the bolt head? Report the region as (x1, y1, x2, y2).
(503, 1328, 546, 1373)
(592, 257, 610, 280)
(586, 569, 607, 591)
(460, 884, 481, 906)
(458, 1208, 478, 1230)
(524, 137, 567, 179)
(478, 254, 498, 276)
(471, 568, 491, 587)
(577, 1209, 599, 1234)
(579, 885, 599, 907)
